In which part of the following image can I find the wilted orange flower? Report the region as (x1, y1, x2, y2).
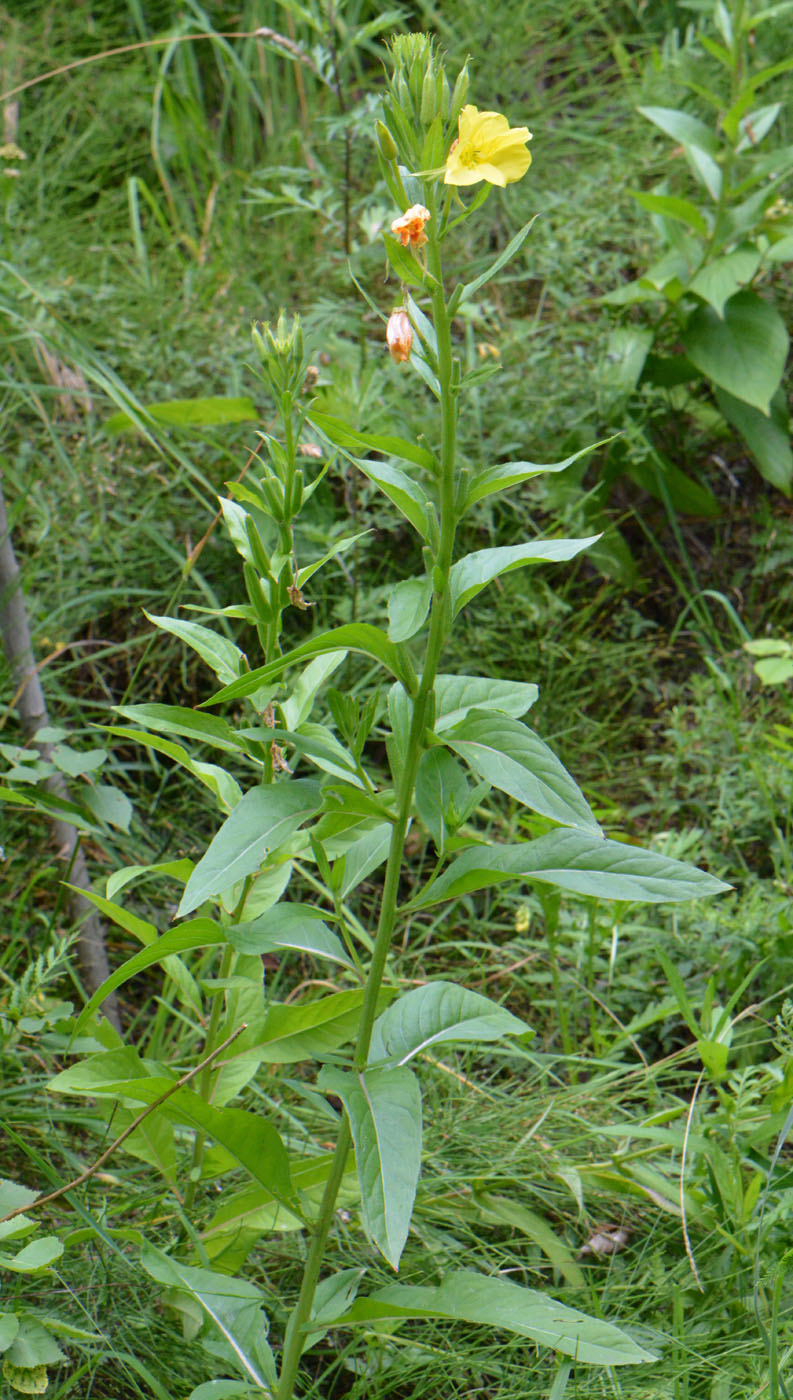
(390, 204, 431, 249)
(386, 309, 412, 363)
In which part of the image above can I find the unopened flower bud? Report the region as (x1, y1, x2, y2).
(386, 309, 412, 364)
(376, 120, 398, 161)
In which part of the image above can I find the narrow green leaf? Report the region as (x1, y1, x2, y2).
(227, 903, 352, 967)
(309, 409, 435, 472)
(460, 217, 538, 302)
(115, 703, 243, 754)
(369, 981, 530, 1066)
(683, 290, 789, 413)
(450, 538, 600, 615)
(414, 749, 470, 849)
(177, 780, 322, 916)
(637, 105, 720, 155)
(73, 919, 226, 1033)
(250, 988, 393, 1064)
(335, 1270, 656, 1365)
(466, 441, 606, 508)
(203, 625, 415, 705)
(411, 831, 731, 908)
(144, 613, 243, 684)
(105, 726, 242, 813)
(629, 190, 709, 236)
(444, 711, 600, 832)
(353, 457, 432, 539)
(319, 1065, 422, 1269)
(106, 396, 257, 435)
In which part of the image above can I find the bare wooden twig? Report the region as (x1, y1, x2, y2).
(0, 1023, 247, 1223)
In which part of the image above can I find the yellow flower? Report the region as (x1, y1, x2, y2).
(391, 204, 431, 249)
(444, 105, 532, 187)
(386, 309, 412, 363)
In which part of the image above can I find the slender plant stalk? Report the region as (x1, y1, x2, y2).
(274, 207, 457, 1400)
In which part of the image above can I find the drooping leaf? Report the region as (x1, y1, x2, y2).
(203, 625, 415, 705)
(115, 703, 243, 754)
(388, 576, 433, 642)
(309, 410, 435, 472)
(411, 831, 731, 908)
(177, 780, 322, 916)
(319, 1066, 422, 1270)
(352, 457, 433, 539)
(334, 1270, 656, 1365)
(105, 726, 242, 813)
(144, 614, 243, 684)
(368, 981, 530, 1066)
(628, 190, 709, 236)
(443, 712, 600, 833)
(715, 386, 792, 494)
(72, 919, 227, 1032)
(683, 290, 789, 413)
(414, 748, 471, 849)
(450, 538, 600, 615)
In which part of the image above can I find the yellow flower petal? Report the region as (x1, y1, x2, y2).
(444, 104, 532, 187)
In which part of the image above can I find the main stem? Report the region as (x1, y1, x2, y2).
(274, 227, 457, 1400)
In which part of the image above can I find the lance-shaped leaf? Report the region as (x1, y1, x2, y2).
(459, 216, 538, 302)
(410, 830, 731, 908)
(352, 457, 433, 539)
(144, 614, 243, 684)
(443, 711, 600, 833)
(450, 537, 601, 615)
(115, 703, 243, 754)
(333, 1270, 656, 1366)
(227, 902, 352, 967)
(203, 624, 416, 705)
(369, 981, 530, 1066)
(309, 409, 436, 472)
(466, 441, 608, 508)
(319, 1066, 422, 1270)
(637, 105, 720, 155)
(177, 780, 322, 916)
(249, 987, 394, 1064)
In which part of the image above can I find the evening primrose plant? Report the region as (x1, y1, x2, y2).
(20, 35, 732, 1400)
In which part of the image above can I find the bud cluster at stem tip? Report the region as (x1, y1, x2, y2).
(251, 311, 309, 398)
(379, 34, 469, 173)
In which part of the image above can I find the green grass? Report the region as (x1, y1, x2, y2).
(2, 1, 793, 1397)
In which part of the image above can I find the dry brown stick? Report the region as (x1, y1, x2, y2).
(0, 480, 121, 1027)
(0, 27, 318, 106)
(0, 1023, 247, 1224)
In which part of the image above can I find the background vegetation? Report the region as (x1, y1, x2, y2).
(1, 1, 792, 1396)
